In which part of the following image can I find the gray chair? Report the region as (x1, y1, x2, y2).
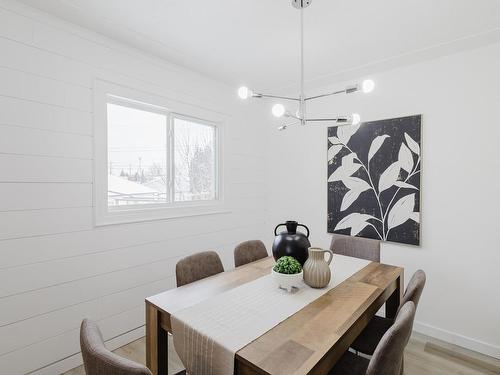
(351, 270, 426, 355)
(80, 319, 152, 375)
(330, 234, 380, 262)
(234, 240, 268, 267)
(329, 301, 416, 375)
(176, 251, 224, 287)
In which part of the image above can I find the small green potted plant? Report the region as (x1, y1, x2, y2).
(272, 256, 303, 292)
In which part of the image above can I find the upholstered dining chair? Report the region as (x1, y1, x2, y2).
(351, 270, 426, 356)
(234, 240, 268, 267)
(80, 319, 152, 375)
(176, 251, 224, 287)
(330, 234, 381, 262)
(329, 301, 416, 375)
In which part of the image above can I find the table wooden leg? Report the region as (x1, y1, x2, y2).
(146, 302, 168, 375)
(386, 274, 403, 319)
(158, 326, 168, 375)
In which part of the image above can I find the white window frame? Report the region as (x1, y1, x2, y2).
(94, 80, 227, 226)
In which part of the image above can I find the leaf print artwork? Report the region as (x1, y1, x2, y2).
(334, 212, 382, 238)
(368, 135, 390, 162)
(340, 177, 371, 211)
(398, 143, 414, 173)
(343, 177, 371, 191)
(394, 181, 418, 190)
(378, 161, 401, 193)
(335, 212, 376, 230)
(337, 123, 360, 145)
(327, 153, 362, 182)
(328, 136, 341, 145)
(328, 115, 421, 245)
(340, 189, 365, 211)
(387, 193, 418, 230)
(328, 145, 343, 161)
(404, 132, 420, 155)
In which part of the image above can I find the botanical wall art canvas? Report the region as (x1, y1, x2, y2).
(327, 115, 421, 245)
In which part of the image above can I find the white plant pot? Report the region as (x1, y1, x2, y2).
(272, 269, 303, 292)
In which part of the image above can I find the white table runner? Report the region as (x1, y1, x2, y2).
(171, 255, 370, 375)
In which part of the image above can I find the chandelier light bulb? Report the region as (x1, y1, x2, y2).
(272, 103, 286, 118)
(361, 79, 375, 94)
(278, 125, 287, 131)
(238, 86, 251, 99)
(351, 113, 361, 125)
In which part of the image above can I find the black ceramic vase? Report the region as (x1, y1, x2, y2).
(272, 220, 311, 266)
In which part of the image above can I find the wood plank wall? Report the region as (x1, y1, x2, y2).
(0, 1, 268, 373)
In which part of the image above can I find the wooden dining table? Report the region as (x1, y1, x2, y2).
(145, 256, 403, 375)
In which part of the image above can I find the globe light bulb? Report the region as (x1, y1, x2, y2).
(238, 86, 251, 99)
(272, 103, 286, 118)
(361, 79, 375, 94)
(351, 113, 361, 125)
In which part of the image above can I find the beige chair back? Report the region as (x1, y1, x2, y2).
(234, 240, 268, 267)
(366, 302, 416, 375)
(330, 233, 380, 262)
(400, 269, 426, 312)
(176, 251, 224, 287)
(80, 319, 152, 375)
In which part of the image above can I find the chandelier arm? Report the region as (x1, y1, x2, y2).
(285, 112, 301, 120)
(305, 89, 349, 101)
(253, 93, 300, 101)
(303, 117, 349, 122)
(277, 120, 301, 131)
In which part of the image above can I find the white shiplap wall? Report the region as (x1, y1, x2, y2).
(0, 1, 269, 374)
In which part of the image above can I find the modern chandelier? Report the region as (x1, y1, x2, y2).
(237, 0, 375, 131)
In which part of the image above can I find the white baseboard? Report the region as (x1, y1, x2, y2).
(30, 326, 146, 375)
(413, 320, 500, 359)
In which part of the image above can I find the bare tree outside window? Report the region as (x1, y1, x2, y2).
(173, 117, 216, 201)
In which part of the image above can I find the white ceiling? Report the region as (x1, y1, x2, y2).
(19, 0, 500, 91)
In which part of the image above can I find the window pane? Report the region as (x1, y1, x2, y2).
(107, 103, 167, 207)
(173, 117, 216, 202)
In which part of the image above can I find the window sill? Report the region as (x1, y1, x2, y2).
(94, 204, 231, 226)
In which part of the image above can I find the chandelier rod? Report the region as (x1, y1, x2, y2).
(299, 6, 306, 124)
(300, 6, 304, 100)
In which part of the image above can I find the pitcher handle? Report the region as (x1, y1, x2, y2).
(324, 249, 334, 265)
(297, 223, 310, 238)
(274, 223, 287, 236)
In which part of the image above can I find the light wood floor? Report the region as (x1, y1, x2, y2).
(64, 332, 500, 375)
